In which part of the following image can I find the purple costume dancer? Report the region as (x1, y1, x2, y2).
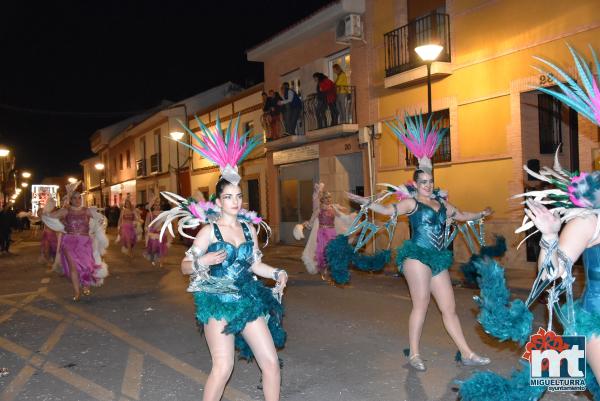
(144, 209, 168, 266)
(118, 201, 137, 255)
(40, 226, 58, 265)
(60, 209, 101, 290)
(315, 206, 337, 272)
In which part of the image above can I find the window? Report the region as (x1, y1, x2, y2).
(140, 137, 146, 158)
(405, 109, 451, 166)
(538, 93, 562, 154)
(112, 157, 117, 172)
(126, 149, 131, 168)
(119, 153, 123, 170)
(154, 129, 162, 156)
(280, 69, 301, 97)
(328, 49, 351, 84)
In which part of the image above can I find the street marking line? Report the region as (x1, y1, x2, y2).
(41, 292, 253, 401)
(0, 337, 32, 360)
(121, 348, 144, 400)
(0, 335, 115, 401)
(0, 294, 38, 325)
(0, 298, 102, 334)
(0, 291, 40, 299)
(40, 278, 50, 284)
(43, 360, 115, 401)
(0, 365, 37, 401)
(0, 317, 71, 401)
(38, 319, 69, 355)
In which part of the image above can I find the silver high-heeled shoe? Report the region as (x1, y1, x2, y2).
(461, 353, 491, 366)
(408, 354, 427, 371)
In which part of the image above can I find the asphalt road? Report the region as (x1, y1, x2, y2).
(0, 230, 590, 401)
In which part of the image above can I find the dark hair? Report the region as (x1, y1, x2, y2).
(413, 169, 429, 182)
(312, 72, 326, 81)
(215, 177, 240, 199)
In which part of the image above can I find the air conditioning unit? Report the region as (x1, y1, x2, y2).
(336, 14, 363, 43)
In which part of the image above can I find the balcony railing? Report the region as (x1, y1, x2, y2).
(136, 158, 146, 177)
(384, 12, 451, 77)
(303, 85, 356, 132)
(150, 153, 161, 174)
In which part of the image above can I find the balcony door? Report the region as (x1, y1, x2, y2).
(278, 160, 319, 244)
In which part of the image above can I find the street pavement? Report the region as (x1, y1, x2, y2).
(0, 230, 590, 401)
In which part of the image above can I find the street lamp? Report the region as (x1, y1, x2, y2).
(415, 44, 444, 116)
(21, 182, 28, 188)
(94, 163, 105, 207)
(170, 131, 185, 194)
(67, 177, 78, 184)
(0, 148, 9, 157)
(22, 171, 31, 178)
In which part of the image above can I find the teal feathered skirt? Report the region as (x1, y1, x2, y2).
(563, 300, 600, 339)
(396, 239, 453, 276)
(193, 278, 286, 360)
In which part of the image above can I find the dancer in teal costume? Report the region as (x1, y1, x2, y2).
(154, 115, 287, 401)
(460, 45, 600, 400)
(349, 113, 493, 372)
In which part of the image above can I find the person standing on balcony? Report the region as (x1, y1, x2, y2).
(333, 64, 350, 124)
(278, 82, 302, 135)
(313, 73, 338, 129)
(267, 90, 283, 140)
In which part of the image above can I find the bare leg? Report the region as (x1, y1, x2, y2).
(587, 337, 600, 380)
(242, 318, 280, 401)
(403, 259, 432, 357)
(430, 270, 473, 356)
(203, 319, 235, 401)
(63, 249, 80, 299)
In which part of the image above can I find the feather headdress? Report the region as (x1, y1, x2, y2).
(175, 114, 261, 185)
(150, 191, 271, 245)
(512, 150, 600, 246)
(385, 112, 448, 173)
(534, 44, 600, 126)
(63, 180, 82, 207)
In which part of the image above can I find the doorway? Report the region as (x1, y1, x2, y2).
(278, 160, 319, 243)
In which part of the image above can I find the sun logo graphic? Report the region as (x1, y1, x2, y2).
(522, 328, 587, 392)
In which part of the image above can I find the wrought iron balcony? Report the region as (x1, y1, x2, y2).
(136, 158, 146, 177)
(303, 85, 356, 132)
(384, 12, 451, 78)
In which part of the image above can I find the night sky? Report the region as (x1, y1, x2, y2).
(0, 0, 331, 180)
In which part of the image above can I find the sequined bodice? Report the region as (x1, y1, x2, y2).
(408, 199, 447, 251)
(208, 223, 255, 282)
(122, 211, 135, 222)
(582, 244, 600, 314)
(148, 212, 161, 233)
(319, 207, 335, 227)
(64, 210, 89, 235)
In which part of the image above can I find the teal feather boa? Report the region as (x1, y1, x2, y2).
(458, 362, 545, 401)
(326, 235, 391, 285)
(473, 257, 533, 345)
(461, 236, 507, 286)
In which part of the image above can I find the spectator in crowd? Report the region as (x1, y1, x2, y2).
(263, 89, 282, 140)
(313, 72, 338, 129)
(278, 82, 302, 135)
(0, 205, 17, 254)
(333, 64, 351, 123)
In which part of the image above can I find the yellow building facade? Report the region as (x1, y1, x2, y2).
(371, 0, 600, 268)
